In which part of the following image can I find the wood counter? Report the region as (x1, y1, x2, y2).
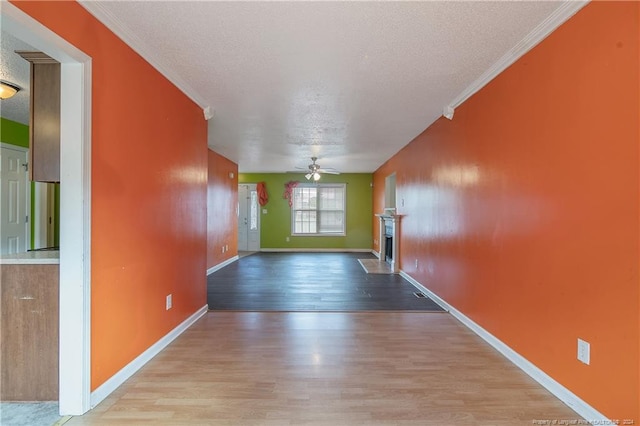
(1, 263, 59, 401)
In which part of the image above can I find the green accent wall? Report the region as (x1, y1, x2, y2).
(0, 117, 29, 148)
(0, 118, 34, 249)
(1, 117, 60, 249)
(239, 173, 373, 249)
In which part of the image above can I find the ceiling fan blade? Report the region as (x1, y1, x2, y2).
(318, 169, 340, 174)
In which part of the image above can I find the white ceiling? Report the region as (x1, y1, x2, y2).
(4, 1, 583, 173)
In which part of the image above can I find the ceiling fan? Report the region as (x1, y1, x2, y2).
(295, 157, 340, 181)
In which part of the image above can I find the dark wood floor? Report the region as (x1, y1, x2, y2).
(207, 252, 445, 312)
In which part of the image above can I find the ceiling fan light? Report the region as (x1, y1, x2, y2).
(313, 172, 321, 181)
(305, 173, 312, 180)
(0, 81, 21, 100)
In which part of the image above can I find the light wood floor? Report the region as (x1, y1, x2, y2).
(67, 312, 580, 425)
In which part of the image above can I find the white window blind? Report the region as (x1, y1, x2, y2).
(292, 184, 345, 235)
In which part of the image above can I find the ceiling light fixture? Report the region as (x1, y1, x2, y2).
(0, 80, 21, 100)
(305, 171, 321, 181)
(298, 157, 339, 181)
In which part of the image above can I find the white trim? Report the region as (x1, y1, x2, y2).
(399, 270, 609, 424)
(90, 305, 208, 408)
(290, 233, 347, 237)
(260, 248, 372, 253)
(59, 59, 92, 416)
(0, 142, 28, 152)
(444, 1, 589, 116)
(371, 250, 380, 258)
(399, 272, 449, 313)
(2, 2, 93, 415)
(77, 1, 208, 113)
(203, 106, 214, 121)
(206, 255, 239, 275)
(237, 183, 261, 252)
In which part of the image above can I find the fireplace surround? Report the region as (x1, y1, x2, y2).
(375, 212, 401, 273)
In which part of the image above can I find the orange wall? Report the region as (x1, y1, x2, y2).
(374, 2, 638, 421)
(207, 150, 238, 268)
(14, 1, 209, 390)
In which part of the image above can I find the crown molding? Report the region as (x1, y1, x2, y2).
(78, 1, 210, 115)
(444, 0, 589, 117)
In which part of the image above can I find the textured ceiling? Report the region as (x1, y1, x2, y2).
(8, 1, 575, 173)
(0, 30, 33, 125)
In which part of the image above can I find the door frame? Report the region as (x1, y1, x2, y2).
(238, 183, 260, 251)
(2, 3, 92, 415)
(0, 143, 30, 253)
(237, 184, 248, 251)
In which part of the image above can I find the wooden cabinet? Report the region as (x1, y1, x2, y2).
(17, 51, 61, 183)
(0, 264, 59, 401)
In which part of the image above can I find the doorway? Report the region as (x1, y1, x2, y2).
(2, 2, 92, 415)
(238, 184, 260, 252)
(384, 172, 396, 211)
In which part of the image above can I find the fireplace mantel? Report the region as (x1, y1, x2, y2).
(375, 213, 402, 273)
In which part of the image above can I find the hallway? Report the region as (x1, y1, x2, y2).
(66, 312, 579, 425)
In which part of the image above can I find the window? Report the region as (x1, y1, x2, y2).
(250, 190, 258, 230)
(292, 184, 346, 235)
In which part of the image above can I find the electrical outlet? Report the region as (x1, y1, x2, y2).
(221, 246, 225, 253)
(166, 294, 172, 310)
(577, 338, 590, 365)
(415, 259, 419, 268)
(286, 237, 290, 242)
(225, 245, 228, 251)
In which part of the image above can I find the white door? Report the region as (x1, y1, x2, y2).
(0, 145, 29, 255)
(238, 184, 260, 251)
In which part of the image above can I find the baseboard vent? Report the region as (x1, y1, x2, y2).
(413, 292, 426, 298)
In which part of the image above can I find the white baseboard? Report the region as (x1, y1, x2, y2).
(90, 304, 208, 408)
(206, 255, 239, 275)
(260, 248, 372, 253)
(371, 250, 380, 258)
(399, 270, 609, 424)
